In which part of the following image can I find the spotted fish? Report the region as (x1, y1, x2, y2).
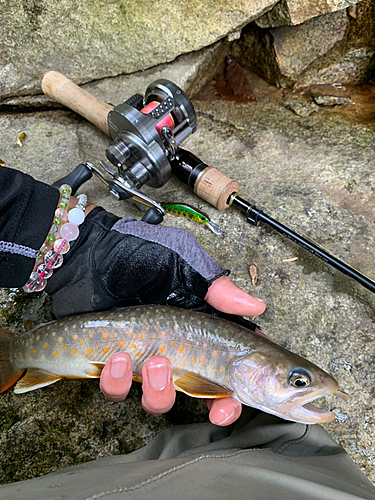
(0, 306, 348, 424)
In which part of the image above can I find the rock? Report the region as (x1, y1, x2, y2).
(256, 0, 361, 27)
(297, 46, 375, 86)
(282, 88, 320, 116)
(232, 10, 348, 87)
(296, 0, 375, 86)
(282, 83, 354, 116)
(0, 0, 278, 101)
(233, 0, 375, 88)
(309, 83, 355, 106)
(0, 42, 228, 109)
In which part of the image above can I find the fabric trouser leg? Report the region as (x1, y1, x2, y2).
(1, 407, 374, 500)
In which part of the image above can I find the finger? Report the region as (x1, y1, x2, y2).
(205, 275, 266, 317)
(206, 398, 242, 426)
(141, 356, 176, 415)
(99, 352, 133, 403)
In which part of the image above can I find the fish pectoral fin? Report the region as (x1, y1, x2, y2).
(174, 372, 233, 398)
(87, 362, 106, 378)
(14, 369, 63, 394)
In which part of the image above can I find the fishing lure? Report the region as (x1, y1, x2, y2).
(161, 203, 222, 234)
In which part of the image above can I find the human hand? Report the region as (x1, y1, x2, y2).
(100, 275, 266, 425)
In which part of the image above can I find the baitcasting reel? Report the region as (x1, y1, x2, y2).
(46, 74, 196, 223)
(105, 79, 196, 191)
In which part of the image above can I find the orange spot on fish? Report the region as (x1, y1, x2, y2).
(58, 337, 63, 343)
(54, 351, 59, 357)
(89, 333, 93, 338)
(73, 334, 77, 340)
(212, 351, 217, 356)
(170, 341, 175, 347)
(168, 357, 172, 362)
(102, 333, 107, 339)
(32, 349, 37, 355)
(187, 345, 191, 350)
(72, 349, 77, 355)
(151, 335, 156, 340)
(119, 340, 125, 347)
(211, 370, 215, 375)
(160, 345, 165, 353)
(63, 345, 68, 350)
(44, 343, 49, 348)
(175, 366, 178, 371)
(191, 356, 196, 363)
(229, 354, 234, 359)
(138, 333, 143, 340)
(146, 342, 150, 348)
(87, 348, 93, 355)
(130, 342, 136, 349)
(113, 333, 117, 338)
(103, 347, 110, 354)
(178, 346, 183, 354)
(183, 363, 186, 368)
(19, 352, 23, 357)
(80, 340, 84, 345)
(137, 352, 142, 358)
(161, 331, 165, 337)
(201, 358, 206, 364)
(220, 366, 224, 372)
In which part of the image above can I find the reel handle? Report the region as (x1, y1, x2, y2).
(52, 163, 93, 195)
(41, 71, 113, 136)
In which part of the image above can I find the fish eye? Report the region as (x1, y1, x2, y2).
(288, 368, 312, 388)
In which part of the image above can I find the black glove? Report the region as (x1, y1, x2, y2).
(45, 207, 227, 317)
(46, 207, 258, 331)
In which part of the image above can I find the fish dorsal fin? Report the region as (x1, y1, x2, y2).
(14, 369, 63, 394)
(174, 372, 233, 398)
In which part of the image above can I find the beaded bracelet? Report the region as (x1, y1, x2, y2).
(23, 184, 87, 293)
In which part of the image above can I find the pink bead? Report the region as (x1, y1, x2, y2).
(44, 251, 64, 269)
(35, 280, 47, 292)
(54, 238, 70, 254)
(60, 222, 79, 241)
(55, 207, 68, 221)
(37, 263, 53, 279)
(23, 272, 39, 293)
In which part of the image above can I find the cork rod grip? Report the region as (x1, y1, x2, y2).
(41, 71, 113, 136)
(194, 167, 239, 211)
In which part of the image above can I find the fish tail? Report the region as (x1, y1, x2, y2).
(0, 327, 23, 393)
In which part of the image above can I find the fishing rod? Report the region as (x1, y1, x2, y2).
(169, 148, 375, 294)
(41, 71, 375, 295)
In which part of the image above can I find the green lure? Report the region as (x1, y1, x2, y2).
(161, 203, 223, 235)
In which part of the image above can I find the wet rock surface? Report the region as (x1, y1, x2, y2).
(0, 57, 374, 485)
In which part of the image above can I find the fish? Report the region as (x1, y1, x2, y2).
(0, 305, 348, 424)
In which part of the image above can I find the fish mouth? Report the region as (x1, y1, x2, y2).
(287, 389, 350, 424)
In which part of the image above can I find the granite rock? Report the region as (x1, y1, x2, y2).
(256, 0, 361, 27)
(233, 0, 375, 88)
(0, 0, 277, 101)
